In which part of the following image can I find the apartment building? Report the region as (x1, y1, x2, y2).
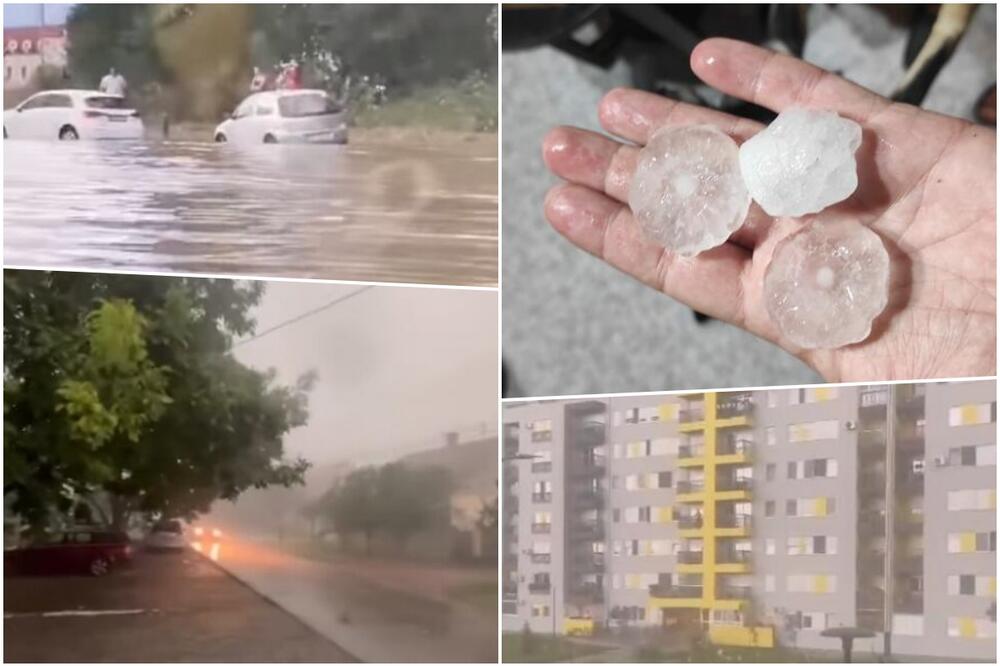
(501, 381, 997, 661)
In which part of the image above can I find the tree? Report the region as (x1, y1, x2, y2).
(4, 270, 312, 530)
(324, 462, 454, 555)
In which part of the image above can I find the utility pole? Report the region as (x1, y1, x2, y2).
(883, 385, 897, 659)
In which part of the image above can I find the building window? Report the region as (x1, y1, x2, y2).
(658, 471, 673, 488)
(947, 489, 996, 511)
(765, 501, 775, 517)
(532, 480, 552, 503)
(948, 444, 996, 467)
(948, 531, 997, 553)
(788, 420, 839, 443)
(765, 463, 775, 481)
(766, 427, 776, 446)
(948, 575, 996, 597)
(765, 574, 775, 592)
(948, 617, 996, 639)
(531, 604, 551, 617)
(948, 403, 996, 427)
(531, 419, 552, 442)
(765, 539, 775, 555)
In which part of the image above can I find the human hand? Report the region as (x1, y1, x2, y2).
(542, 38, 996, 382)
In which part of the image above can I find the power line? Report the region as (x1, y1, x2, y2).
(232, 285, 375, 349)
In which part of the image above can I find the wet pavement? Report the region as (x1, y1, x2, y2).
(3, 548, 354, 662)
(208, 536, 498, 663)
(4, 135, 497, 287)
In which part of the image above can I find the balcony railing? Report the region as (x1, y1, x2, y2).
(531, 461, 553, 473)
(650, 584, 703, 598)
(717, 395, 754, 418)
(571, 521, 603, 541)
(716, 477, 752, 492)
(718, 585, 753, 600)
(718, 438, 754, 456)
(531, 493, 553, 503)
(574, 489, 604, 509)
(676, 480, 705, 494)
(715, 514, 752, 529)
(506, 466, 519, 483)
(679, 407, 706, 424)
(531, 523, 551, 534)
(717, 550, 752, 565)
(678, 444, 704, 459)
(528, 581, 551, 594)
(572, 553, 605, 572)
(530, 553, 551, 564)
(676, 551, 703, 565)
(567, 582, 603, 602)
(677, 515, 704, 529)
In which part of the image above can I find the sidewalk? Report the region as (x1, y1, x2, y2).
(3, 550, 354, 662)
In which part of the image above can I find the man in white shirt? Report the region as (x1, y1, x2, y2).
(99, 67, 127, 97)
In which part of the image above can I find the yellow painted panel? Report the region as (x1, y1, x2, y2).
(990, 491, 997, 510)
(641, 541, 652, 556)
(656, 507, 672, 523)
(959, 617, 976, 638)
(659, 403, 679, 422)
(815, 575, 829, 594)
(816, 497, 828, 516)
(626, 574, 639, 589)
(960, 532, 976, 553)
(990, 577, 996, 596)
(789, 424, 809, 443)
(564, 617, 595, 636)
(812, 387, 834, 402)
(961, 405, 978, 425)
(709, 625, 775, 648)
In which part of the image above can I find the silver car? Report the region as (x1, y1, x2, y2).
(214, 89, 348, 145)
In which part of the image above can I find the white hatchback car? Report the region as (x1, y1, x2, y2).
(214, 89, 348, 145)
(4, 89, 144, 141)
(145, 519, 188, 552)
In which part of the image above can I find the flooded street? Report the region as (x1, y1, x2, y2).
(4, 136, 497, 286)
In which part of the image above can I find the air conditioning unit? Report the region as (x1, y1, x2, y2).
(845, 420, 857, 431)
(912, 459, 925, 474)
(933, 455, 948, 467)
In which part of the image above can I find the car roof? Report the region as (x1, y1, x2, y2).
(27, 89, 123, 99)
(245, 89, 328, 102)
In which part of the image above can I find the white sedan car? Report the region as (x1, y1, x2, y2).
(4, 89, 144, 140)
(214, 89, 348, 145)
(145, 519, 188, 552)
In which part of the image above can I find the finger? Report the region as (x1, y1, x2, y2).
(544, 182, 772, 338)
(691, 38, 890, 121)
(598, 87, 764, 146)
(543, 126, 775, 249)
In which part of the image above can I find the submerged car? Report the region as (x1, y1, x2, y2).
(4, 528, 133, 577)
(145, 519, 187, 552)
(214, 89, 348, 145)
(3, 89, 144, 140)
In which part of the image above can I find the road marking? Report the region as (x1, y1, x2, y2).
(5, 609, 157, 619)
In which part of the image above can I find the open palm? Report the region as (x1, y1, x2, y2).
(542, 38, 996, 383)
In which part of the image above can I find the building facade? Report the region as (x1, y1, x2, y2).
(501, 381, 997, 660)
(4, 25, 68, 92)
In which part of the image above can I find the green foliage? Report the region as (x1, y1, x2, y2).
(318, 462, 454, 554)
(4, 270, 311, 529)
(64, 4, 496, 124)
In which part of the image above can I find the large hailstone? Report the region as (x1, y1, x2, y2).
(628, 125, 751, 256)
(739, 108, 862, 217)
(764, 219, 889, 349)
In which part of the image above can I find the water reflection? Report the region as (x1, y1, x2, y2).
(4, 138, 497, 286)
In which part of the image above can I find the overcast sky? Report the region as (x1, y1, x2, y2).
(3, 4, 73, 27)
(231, 281, 497, 468)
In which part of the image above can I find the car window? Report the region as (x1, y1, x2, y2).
(278, 94, 341, 118)
(255, 104, 275, 116)
(85, 96, 127, 110)
(49, 94, 73, 108)
(233, 98, 256, 119)
(20, 94, 55, 111)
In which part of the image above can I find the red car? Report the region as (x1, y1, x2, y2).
(4, 528, 133, 577)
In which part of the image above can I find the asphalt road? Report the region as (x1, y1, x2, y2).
(3, 548, 355, 662)
(208, 536, 498, 663)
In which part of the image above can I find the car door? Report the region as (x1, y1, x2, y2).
(9, 93, 51, 138)
(226, 96, 258, 143)
(253, 99, 278, 141)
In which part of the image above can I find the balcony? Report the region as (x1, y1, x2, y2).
(718, 584, 753, 600)
(531, 461, 553, 473)
(858, 511, 886, 535)
(715, 514, 752, 530)
(677, 514, 704, 531)
(716, 477, 752, 493)
(717, 437, 754, 458)
(677, 551, 703, 565)
(572, 419, 606, 447)
(531, 522, 551, 534)
(531, 492, 553, 503)
(530, 553, 551, 564)
(679, 405, 706, 424)
(677, 445, 705, 466)
(895, 470, 924, 494)
(528, 581, 551, 594)
(505, 466, 519, 483)
(574, 488, 604, 509)
(717, 394, 754, 419)
(571, 521, 603, 541)
(567, 582, 603, 603)
(676, 480, 705, 495)
(569, 458, 606, 478)
(650, 584, 702, 599)
(717, 550, 752, 565)
(571, 552, 605, 572)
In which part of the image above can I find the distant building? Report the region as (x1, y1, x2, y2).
(502, 381, 996, 661)
(4, 25, 68, 92)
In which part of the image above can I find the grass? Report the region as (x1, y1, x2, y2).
(447, 580, 497, 614)
(354, 76, 497, 133)
(502, 632, 610, 663)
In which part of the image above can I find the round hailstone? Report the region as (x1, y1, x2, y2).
(764, 219, 890, 349)
(628, 125, 750, 256)
(739, 108, 862, 217)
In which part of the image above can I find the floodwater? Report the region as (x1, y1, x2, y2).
(4, 137, 497, 286)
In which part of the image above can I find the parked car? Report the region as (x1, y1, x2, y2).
(4, 528, 133, 577)
(214, 89, 348, 145)
(3, 90, 144, 141)
(145, 519, 188, 552)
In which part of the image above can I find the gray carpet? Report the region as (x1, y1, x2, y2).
(502, 4, 996, 398)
